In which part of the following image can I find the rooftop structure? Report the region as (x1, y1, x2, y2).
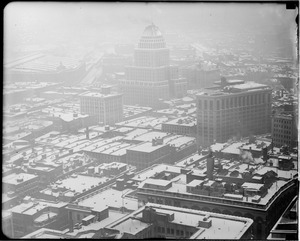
(103, 203, 253, 239)
(135, 158, 297, 239)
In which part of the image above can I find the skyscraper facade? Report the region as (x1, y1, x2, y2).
(119, 24, 187, 107)
(197, 80, 272, 147)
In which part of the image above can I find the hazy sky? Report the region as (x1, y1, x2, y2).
(4, 2, 297, 48)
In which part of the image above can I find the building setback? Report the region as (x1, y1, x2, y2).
(80, 86, 123, 125)
(119, 23, 187, 107)
(197, 79, 272, 147)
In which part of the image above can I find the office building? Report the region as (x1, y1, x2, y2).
(272, 111, 298, 149)
(119, 24, 187, 107)
(197, 79, 272, 147)
(80, 86, 123, 125)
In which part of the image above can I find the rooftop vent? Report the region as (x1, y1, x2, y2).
(17, 177, 24, 183)
(198, 215, 212, 228)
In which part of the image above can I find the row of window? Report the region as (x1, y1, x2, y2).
(274, 119, 292, 124)
(273, 133, 292, 138)
(138, 42, 166, 49)
(155, 226, 193, 237)
(273, 124, 292, 129)
(198, 93, 271, 111)
(273, 128, 291, 134)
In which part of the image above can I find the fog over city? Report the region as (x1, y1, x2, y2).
(3, 2, 298, 240)
(4, 3, 297, 56)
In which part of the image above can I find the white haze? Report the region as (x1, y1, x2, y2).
(4, 2, 297, 59)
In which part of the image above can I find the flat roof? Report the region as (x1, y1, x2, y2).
(164, 135, 196, 148)
(3, 172, 38, 186)
(109, 203, 253, 239)
(175, 152, 207, 168)
(112, 218, 151, 235)
(56, 174, 109, 193)
(134, 131, 169, 142)
(80, 91, 121, 98)
(128, 142, 168, 153)
(140, 178, 172, 187)
(187, 179, 204, 187)
(11, 200, 68, 215)
(242, 182, 264, 191)
(77, 188, 138, 211)
(164, 117, 196, 127)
